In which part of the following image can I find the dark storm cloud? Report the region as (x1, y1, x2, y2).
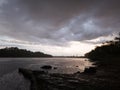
(0, 0, 120, 45)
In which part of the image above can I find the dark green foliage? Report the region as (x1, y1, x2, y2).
(85, 33, 120, 60)
(0, 47, 52, 57)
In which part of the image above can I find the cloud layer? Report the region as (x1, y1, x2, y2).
(0, 0, 120, 55)
(0, 0, 120, 45)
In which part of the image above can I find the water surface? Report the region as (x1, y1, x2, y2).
(0, 58, 92, 90)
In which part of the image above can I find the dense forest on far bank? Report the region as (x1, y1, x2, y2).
(85, 33, 120, 61)
(0, 47, 52, 57)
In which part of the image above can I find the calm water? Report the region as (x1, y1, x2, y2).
(0, 58, 92, 90)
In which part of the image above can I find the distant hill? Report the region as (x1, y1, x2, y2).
(0, 47, 52, 57)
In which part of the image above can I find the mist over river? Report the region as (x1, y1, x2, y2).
(0, 58, 92, 90)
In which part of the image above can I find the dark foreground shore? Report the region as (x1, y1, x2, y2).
(18, 58, 120, 90)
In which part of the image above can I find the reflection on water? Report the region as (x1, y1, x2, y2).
(0, 58, 93, 90)
(28, 58, 92, 74)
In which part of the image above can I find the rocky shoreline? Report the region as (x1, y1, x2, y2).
(18, 64, 120, 90)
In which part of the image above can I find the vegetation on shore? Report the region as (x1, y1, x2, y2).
(0, 47, 52, 57)
(85, 33, 120, 60)
(84, 33, 120, 89)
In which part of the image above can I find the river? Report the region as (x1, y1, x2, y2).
(0, 58, 92, 90)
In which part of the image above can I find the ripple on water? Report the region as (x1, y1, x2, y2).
(0, 70, 30, 90)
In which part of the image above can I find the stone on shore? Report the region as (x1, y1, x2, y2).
(83, 67, 97, 74)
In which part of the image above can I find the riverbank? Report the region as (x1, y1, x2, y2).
(19, 58, 120, 90)
(94, 57, 120, 89)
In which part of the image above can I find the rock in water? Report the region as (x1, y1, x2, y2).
(41, 65, 52, 70)
(53, 67, 57, 69)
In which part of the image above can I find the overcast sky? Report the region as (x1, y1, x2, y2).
(0, 0, 120, 56)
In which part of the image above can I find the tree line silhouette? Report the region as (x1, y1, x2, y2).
(0, 47, 52, 57)
(85, 33, 120, 60)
